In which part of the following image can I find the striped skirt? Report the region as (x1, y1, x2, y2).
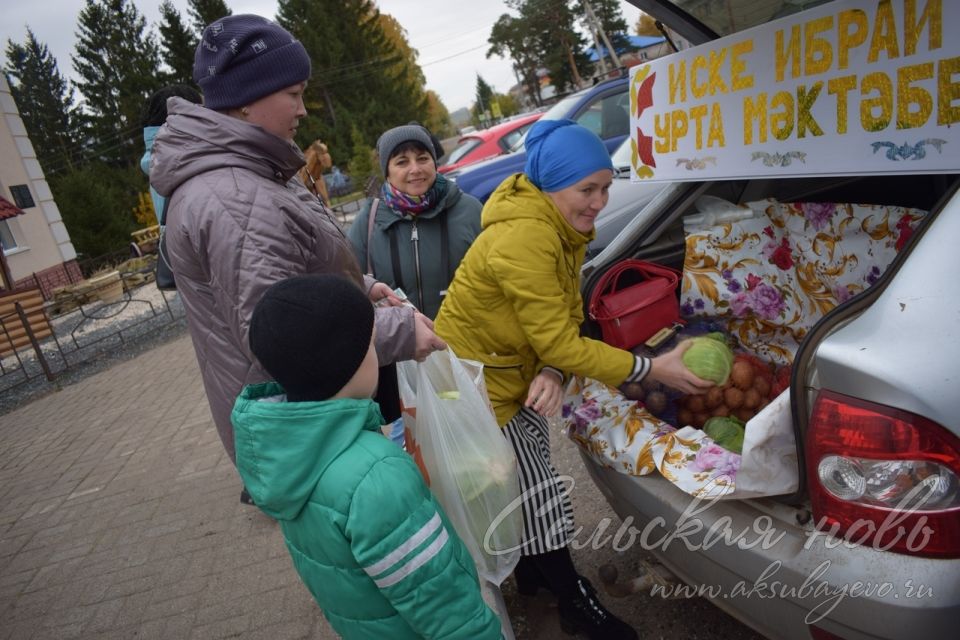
(503, 407, 575, 556)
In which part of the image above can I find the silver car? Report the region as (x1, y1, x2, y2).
(573, 2, 960, 638)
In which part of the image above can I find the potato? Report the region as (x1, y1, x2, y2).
(693, 412, 710, 428)
(723, 386, 744, 409)
(730, 360, 755, 390)
(743, 388, 762, 409)
(686, 394, 706, 414)
(641, 377, 662, 392)
(711, 404, 730, 418)
(677, 408, 694, 427)
(752, 376, 771, 398)
(734, 407, 755, 422)
(620, 382, 646, 401)
(705, 386, 724, 409)
(645, 390, 668, 415)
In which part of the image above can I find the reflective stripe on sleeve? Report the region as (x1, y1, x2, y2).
(363, 511, 443, 578)
(373, 528, 450, 589)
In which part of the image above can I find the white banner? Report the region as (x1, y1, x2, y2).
(629, 0, 960, 182)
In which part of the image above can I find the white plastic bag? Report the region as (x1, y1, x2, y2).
(399, 349, 523, 585)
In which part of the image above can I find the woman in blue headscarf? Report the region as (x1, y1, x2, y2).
(435, 120, 710, 640)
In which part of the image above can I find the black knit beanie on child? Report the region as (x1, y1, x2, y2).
(249, 274, 374, 402)
(193, 14, 311, 111)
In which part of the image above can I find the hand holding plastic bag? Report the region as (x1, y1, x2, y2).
(398, 349, 523, 585)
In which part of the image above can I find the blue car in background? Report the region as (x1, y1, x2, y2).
(448, 73, 631, 203)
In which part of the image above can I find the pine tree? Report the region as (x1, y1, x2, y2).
(523, 0, 589, 92)
(579, 0, 635, 58)
(187, 0, 231, 34)
(158, 0, 198, 85)
(472, 75, 495, 125)
(488, 13, 542, 107)
(4, 29, 81, 177)
(346, 123, 376, 186)
(50, 162, 142, 257)
(72, 0, 163, 167)
(276, 0, 428, 161)
(491, 0, 589, 97)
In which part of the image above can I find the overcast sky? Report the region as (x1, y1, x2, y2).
(2, 0, 643, 112)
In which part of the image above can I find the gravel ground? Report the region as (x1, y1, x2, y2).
(0, 284, 189, 416)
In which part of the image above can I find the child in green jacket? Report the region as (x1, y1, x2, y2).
(233, 274, 501, 639)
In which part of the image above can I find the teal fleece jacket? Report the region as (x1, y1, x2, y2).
(232, 383, 499, 639)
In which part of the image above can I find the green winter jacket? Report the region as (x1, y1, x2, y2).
(232, 383, 500, 639)
(348, 181, 482, 319)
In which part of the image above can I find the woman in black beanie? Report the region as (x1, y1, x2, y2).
(149, 15, 446, 501)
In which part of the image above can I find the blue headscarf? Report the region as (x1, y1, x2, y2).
(523, 119, 614, 192)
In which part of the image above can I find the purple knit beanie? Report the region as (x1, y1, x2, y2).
(193, 14, 311, 111)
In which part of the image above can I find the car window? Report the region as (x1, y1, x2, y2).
(610, 137, 631, 172)
(500, 124, 532, 152)
(576, 93, 629, 140)
(654, 0, 832, 38)
(539, 92, 588, 122)
(445, 138, 483, 165)
(576, 105, 603, 136)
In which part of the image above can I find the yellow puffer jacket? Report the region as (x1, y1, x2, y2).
(435, 173, 634, 426)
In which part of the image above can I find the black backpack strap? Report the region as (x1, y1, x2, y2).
(388, 224, 405, 293)
(440, 213, 451, 282)
(365, 198, 379, 275)
(159, 197, 169, 226)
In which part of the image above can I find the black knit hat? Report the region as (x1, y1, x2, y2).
(193, 14, 311, 111)
(376, 124, 438, 177)
(249, 274, 374, 402)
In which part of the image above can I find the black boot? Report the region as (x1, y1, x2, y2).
(527, 548, 637, 640)
(513, 556, 547, 596)
(240, 487, 256, 506)
(559, 576, 637, 640)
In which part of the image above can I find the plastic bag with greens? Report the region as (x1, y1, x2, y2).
(410, 349, 523, 585)
(703, 415, 746, 454)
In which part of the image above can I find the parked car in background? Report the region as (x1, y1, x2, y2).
(438, 112, 544, 175)
(574, 1, 960, 639)
(448, 73, 631, 202)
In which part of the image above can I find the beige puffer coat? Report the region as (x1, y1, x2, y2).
(150, 99, 415, 462)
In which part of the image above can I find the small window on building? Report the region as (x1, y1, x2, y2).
(0, 221, 19, 252)
(9, 185, 35, 209)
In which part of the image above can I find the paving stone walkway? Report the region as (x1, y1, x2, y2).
(0, 334, 336, 639)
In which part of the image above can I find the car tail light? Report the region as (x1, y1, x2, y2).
(806, 390, 960, 558)
(808, 625, 847, 640)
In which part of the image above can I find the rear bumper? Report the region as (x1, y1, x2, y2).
(581, 451, 960, 640)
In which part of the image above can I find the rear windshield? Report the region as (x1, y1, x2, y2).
(660, 0, 832, 37)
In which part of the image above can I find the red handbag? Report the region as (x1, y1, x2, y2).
(588, 260, 682, 350)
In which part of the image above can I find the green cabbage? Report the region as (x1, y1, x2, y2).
(703, 416, 745, 454)
(682, 333, 734, 385)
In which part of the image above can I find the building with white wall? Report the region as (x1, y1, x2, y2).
(0, 75, 81, 298)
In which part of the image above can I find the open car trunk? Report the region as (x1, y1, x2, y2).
(576, 172, 957, 504)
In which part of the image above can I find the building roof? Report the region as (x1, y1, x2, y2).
(586, 34, 667, 62)
(0, 195, 25, 221)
